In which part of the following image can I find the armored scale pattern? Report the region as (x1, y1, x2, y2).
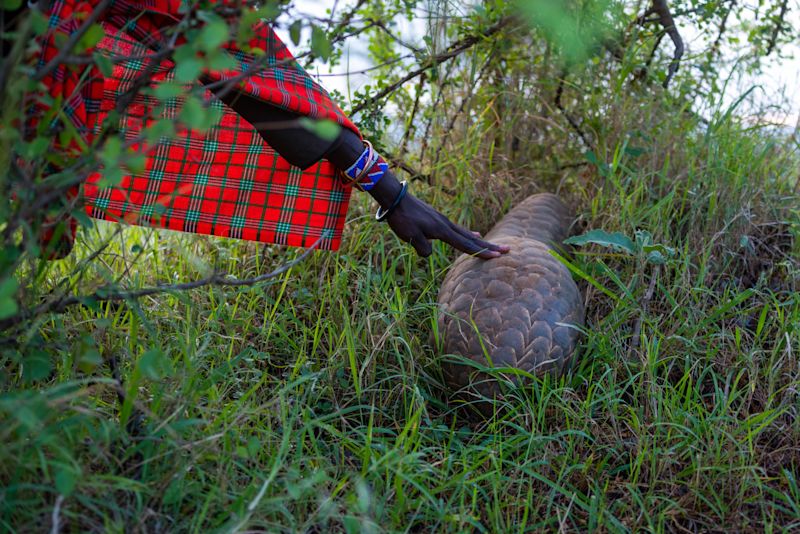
(437, 193, 584, 400)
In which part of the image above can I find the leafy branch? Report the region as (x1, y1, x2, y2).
(351, 16, 515, 114)
(0, 236, 323, 334)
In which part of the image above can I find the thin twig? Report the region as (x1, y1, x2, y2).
(50, 495, 64, 534)
(765, 0, 790, 57)
(367, 18, 424, 54)
(381, 148, 434, 184)
(398, 72, 426, 157)
(431, 51, 496, 172)
(351, 16, 514, 114)
(34, 0, 113, 82)
(554, 73, 592, 149)
(629, 264, 660, 360)
(0, 236, 323, 332)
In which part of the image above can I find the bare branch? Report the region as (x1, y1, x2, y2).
(398, 72, 426, 157)
(351, 16, 515, 114)
(765, 0, 790, 57)
(554, 73, 592, 150)
(33, 0, 113, 82)
(0, 236, 324, 332)
(640, 0, 685, 88)
(380, 148, 434, 184)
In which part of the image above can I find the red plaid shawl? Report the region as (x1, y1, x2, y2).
(36, 0, 359, 250)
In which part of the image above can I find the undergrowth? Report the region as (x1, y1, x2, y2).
(2, 82, 799, 532)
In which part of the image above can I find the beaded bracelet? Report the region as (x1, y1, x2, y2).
(375, 181, 408, 222)
(341, 140, 389, 192)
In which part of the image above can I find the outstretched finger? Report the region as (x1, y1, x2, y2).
(448, 221, 510, 254)
(441, 227, 503, 259)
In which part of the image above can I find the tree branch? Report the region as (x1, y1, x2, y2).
(351, 16, 514, 115)
(33, 0, 114, 82)
(0, 236, 323, 333)
(554, 73, 592, 149)
(641, 0, 684, 88)
(765, 0, 790, 57)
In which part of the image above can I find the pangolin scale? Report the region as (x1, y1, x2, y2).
(437, 193, 584, 401)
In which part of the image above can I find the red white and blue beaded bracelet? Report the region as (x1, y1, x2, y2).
(341, 140, 389, 192)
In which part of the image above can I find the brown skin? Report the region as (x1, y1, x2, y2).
(317, 129, 509, 259)
(366, 170, 511, 259)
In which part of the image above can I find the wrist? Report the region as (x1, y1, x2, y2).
(368, 170, 403, 208)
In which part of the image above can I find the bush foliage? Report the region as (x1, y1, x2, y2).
(1, 0, 799, 531)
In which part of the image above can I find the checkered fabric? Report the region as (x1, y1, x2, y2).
(34, 0, 359, 250)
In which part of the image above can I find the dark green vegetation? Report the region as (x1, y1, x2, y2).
(2, 0, 799, 531)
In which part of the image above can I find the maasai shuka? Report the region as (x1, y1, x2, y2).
(33, 0, 360, 250)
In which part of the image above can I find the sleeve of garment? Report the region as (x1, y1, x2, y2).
(200, 17, 361, 140)
(206, 86, 351, 170)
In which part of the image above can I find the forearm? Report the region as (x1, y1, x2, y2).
(204, 84, 509, 259)
(205, 82, 348, 170)
(207, 81, 401, 208)
(325, 129, 403, 209)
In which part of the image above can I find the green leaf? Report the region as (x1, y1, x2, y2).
(0, 276, 19, 300)
(55, 465, 79, 496)
(1, 0, 23, 11)
(563, 229, 637, 254)
(126, 152, 147, 175)
(75, 23, 105, 53)
(71, 209, 94, 229)
(78, 348, 103, 373)
(163, 478, 183, 504)
(515, 0, 614, 66)
(207, 51, 237, 72)
(94, 53, 114, 77)
(97, 166, 124, 188)
(138, 348, 171, 379)
(153, 82, 185, 101)
(23, 352, 52, 383)
(0, 277, 19, 320)
(144, 119, 176, 143)
(298, 118, 341, 142)
(246, 436, 261, 457)
(289, 20, 303, 46)
(180, 96, 221, 132)
(343, 516, 361, 534)
(100, 136, 122, 165)
(624, 145, 647, 158)
(310, 25, 332, 60)
(29, 9, 48, 34)
(198, 18, 230, 52)
(584, 150, 610, 176)
(645, 250, 668, 265)
(0, 247, 21, 271)
(641, 243, 675, 257)
(23, 138, 50, 159)
(98, 137, 125, 187)
(0, 297, 17, 320)
(174, 56, 202, 83)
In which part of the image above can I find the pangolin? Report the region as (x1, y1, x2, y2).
(437, 193, 584, 402)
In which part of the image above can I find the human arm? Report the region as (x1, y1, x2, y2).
(206, 87, 509, 259)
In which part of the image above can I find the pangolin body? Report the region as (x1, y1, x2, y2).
(437, 193, 584, 399)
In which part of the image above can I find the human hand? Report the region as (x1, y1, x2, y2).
(385, 192, 511, 259)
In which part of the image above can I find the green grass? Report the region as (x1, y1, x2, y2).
(2, 99, 800, 532)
